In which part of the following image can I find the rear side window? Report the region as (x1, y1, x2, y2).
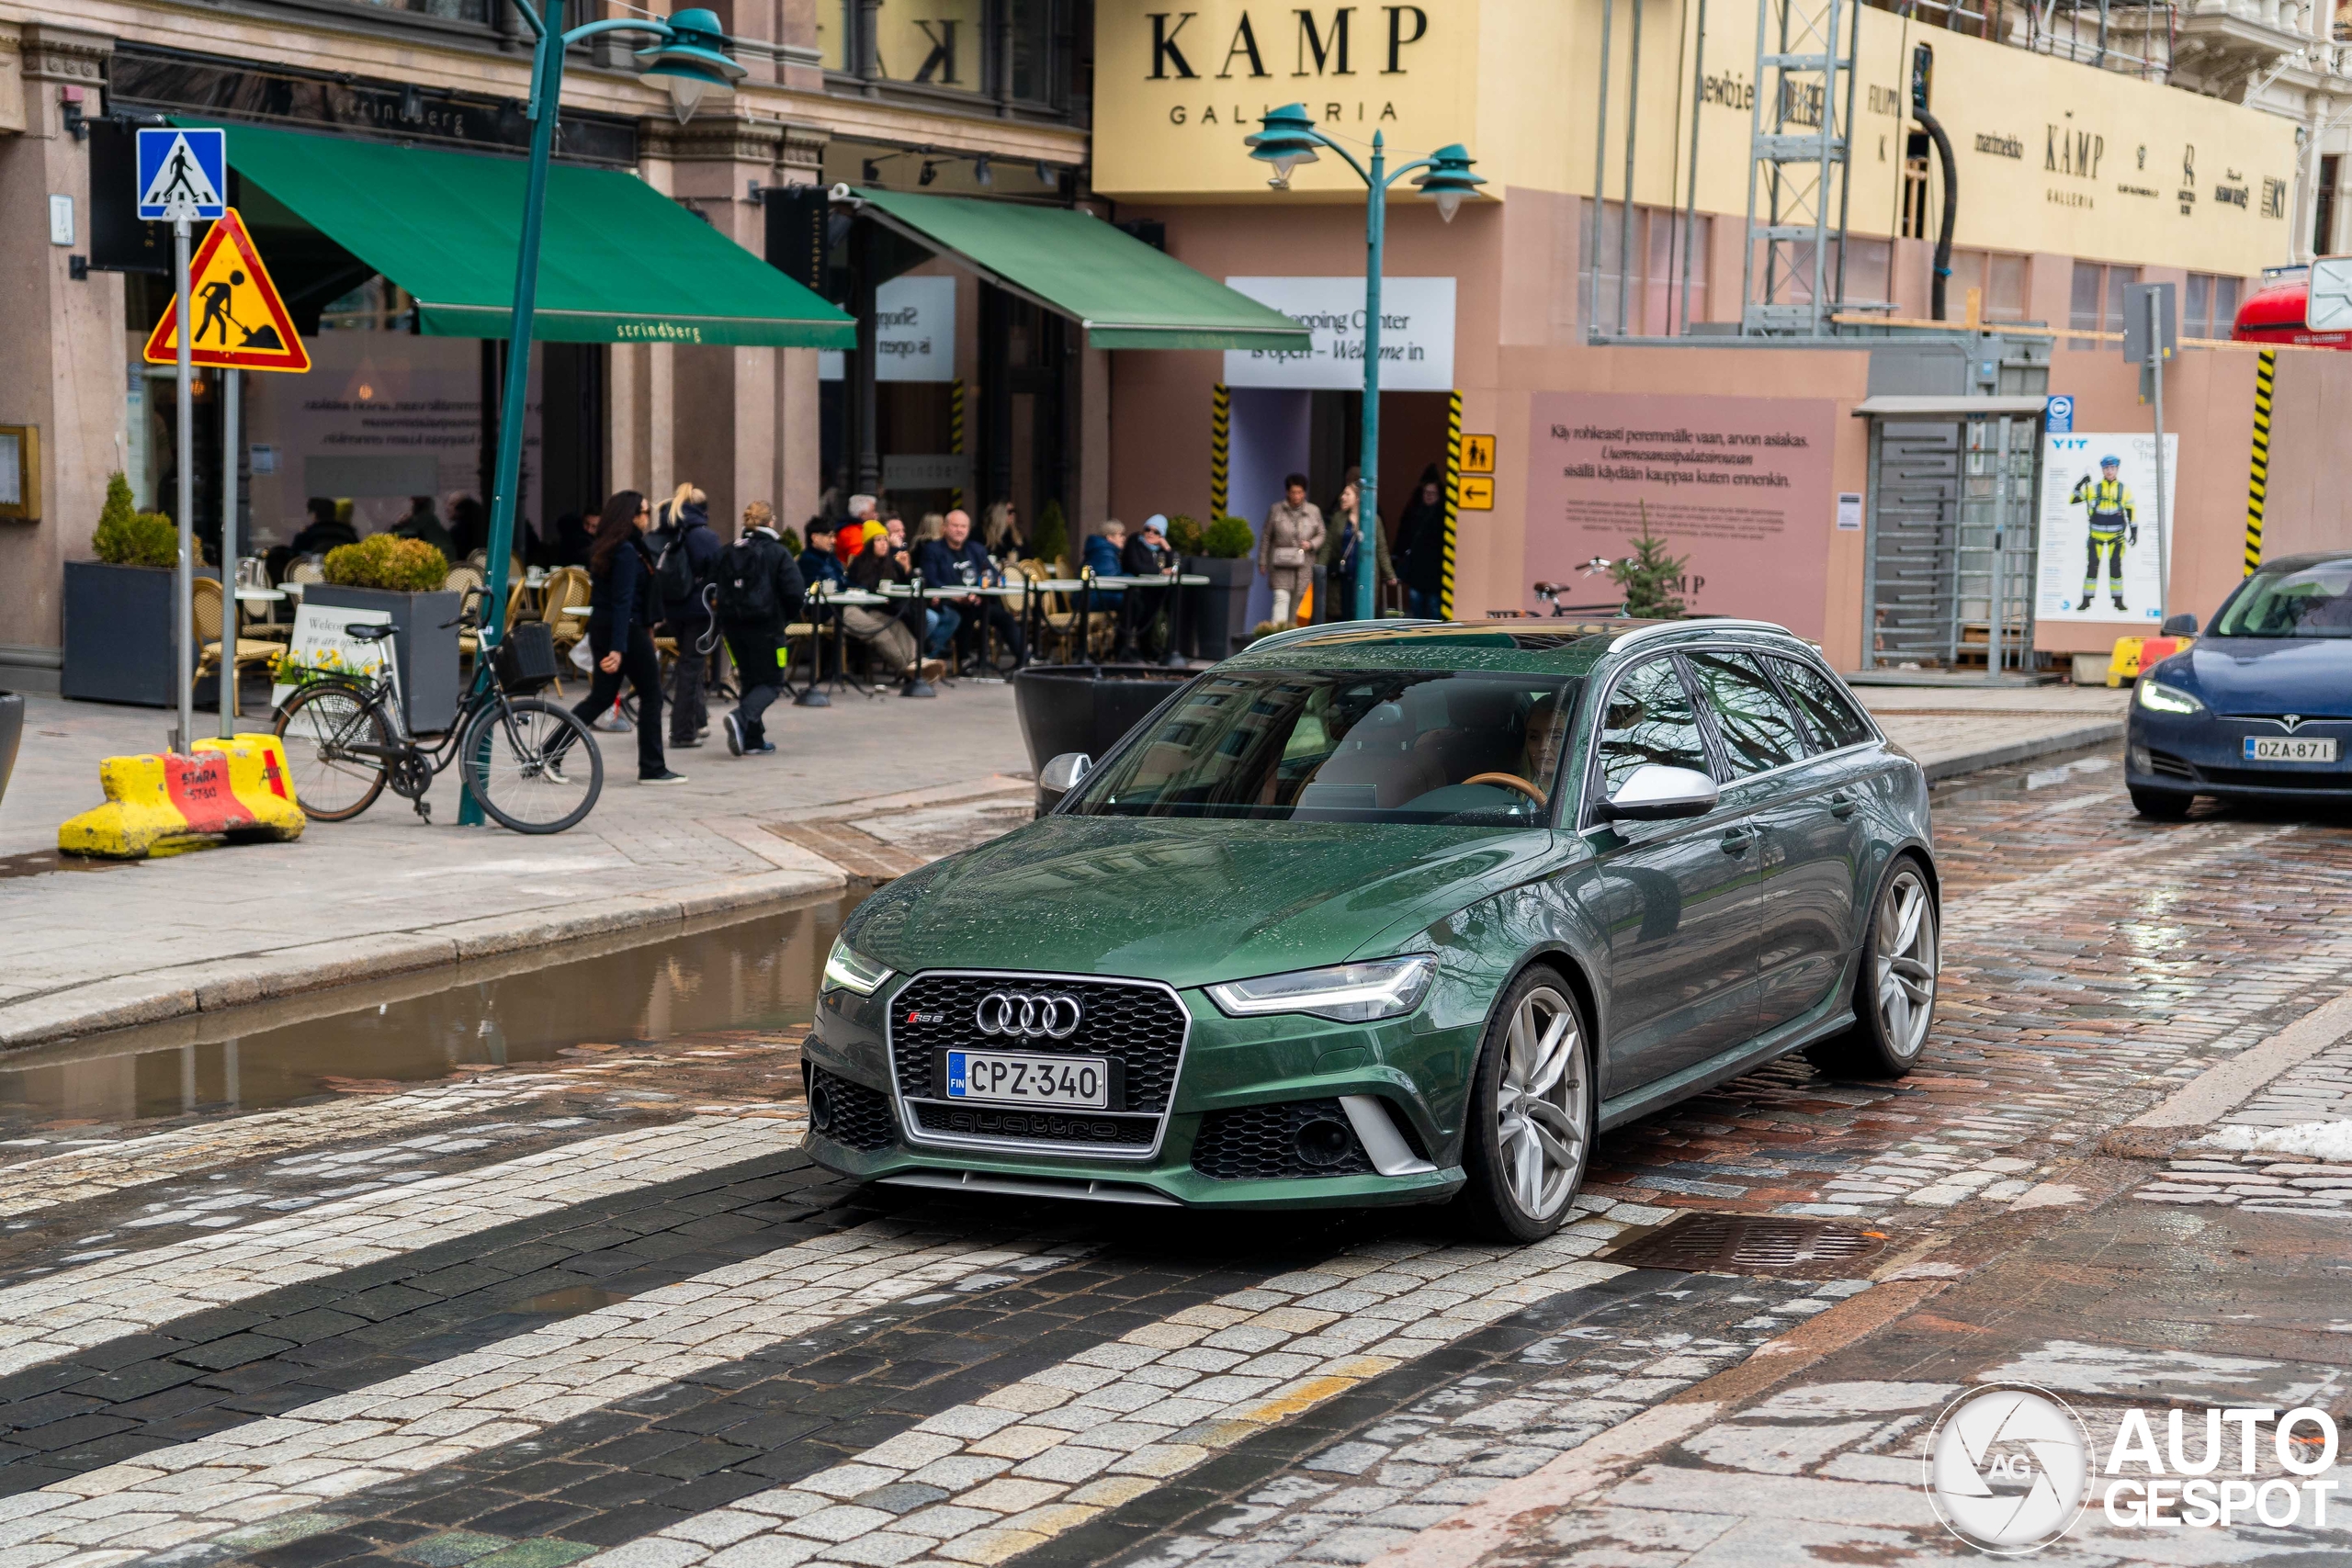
(1595, 657, 1712, 795)
(1772, 658, 1875, 750)
(1686, 651, 1809, 775)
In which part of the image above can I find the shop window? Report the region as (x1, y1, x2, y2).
(1945, 249, 2026, 321)
(2316, 154, 2342, 258)
(2069, 260, 2137, 347)
(1584, 203, 1712, 335)
(831, 0, 1067, 107)
(2183, 272, 2245, 338)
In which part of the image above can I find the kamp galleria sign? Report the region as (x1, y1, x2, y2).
(1093, 2, 1477, 197)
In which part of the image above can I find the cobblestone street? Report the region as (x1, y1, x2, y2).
(0, 752, 2346, 1568)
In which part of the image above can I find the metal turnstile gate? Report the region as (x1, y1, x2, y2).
(1861, 410, 2040, 674)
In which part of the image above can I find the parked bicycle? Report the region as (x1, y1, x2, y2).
(1530, 557, 1627, 618)
(273, 610, 604, 834)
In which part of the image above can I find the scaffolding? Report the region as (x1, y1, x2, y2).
(2022, 0, 2177, 79)
(1739, 0, 1860, 333)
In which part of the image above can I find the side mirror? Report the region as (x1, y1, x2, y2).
(1035, 751, 1091, 817)
(1599, 763, 1720, 822)
(2160, 612, 2199, 637)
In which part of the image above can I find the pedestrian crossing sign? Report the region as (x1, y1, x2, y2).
(141, 209, 311, 374)
(135, 128, 225, 221)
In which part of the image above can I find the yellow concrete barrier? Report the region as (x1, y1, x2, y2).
(2106, 635, 2193, 687)
(60, 735, 306, 860)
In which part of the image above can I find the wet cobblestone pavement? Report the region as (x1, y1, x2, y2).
(0, 749, 2348, 1567)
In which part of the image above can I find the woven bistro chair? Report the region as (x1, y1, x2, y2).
(192, 577, 282, 714)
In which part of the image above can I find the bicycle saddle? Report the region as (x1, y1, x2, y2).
(345, 624, 396, 641)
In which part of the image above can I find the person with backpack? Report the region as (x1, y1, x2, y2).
(715, 501, 807, 756)
(651, 483, 724, 750)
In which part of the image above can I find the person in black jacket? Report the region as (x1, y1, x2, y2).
(914, 509, 1026, 671)
(570, 491, 684, 784)
(650, 483, 723, 750)
(1115, 514, 1178, 660)
(714, 502, 807, 756)
(1393, 465, 1448, 621)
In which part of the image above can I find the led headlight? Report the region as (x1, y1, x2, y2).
(1206, 954, 1437, 1023)
(2135, 680, 2204, 716)
(821, 937, 893, 996)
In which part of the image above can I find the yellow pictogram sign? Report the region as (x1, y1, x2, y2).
(142, 209, 311, 374)
(1460, 434, 1496, 474)
(1459, 475, 1495, 511)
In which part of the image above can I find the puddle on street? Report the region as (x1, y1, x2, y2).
(522, 1284, 635, 1315)
(0, 886, 871, 1129)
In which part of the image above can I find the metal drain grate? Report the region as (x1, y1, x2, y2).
(1602, 1212, 1888, 1276)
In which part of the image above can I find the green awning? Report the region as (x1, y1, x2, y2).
(185, 119, 854, 349)
(844, 187, 1310, 352)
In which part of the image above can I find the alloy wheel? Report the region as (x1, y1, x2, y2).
(1875, 867, 1938, 1061)
(1496, 985, 1589, 1221)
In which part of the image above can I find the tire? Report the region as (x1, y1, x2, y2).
(1807, 856, 1939, 1080)
(273, 682, 390, 822)
(459, 697, 604, 834)
(1457, 968, 1596, 1244)
(2131, 786, 2194, 821)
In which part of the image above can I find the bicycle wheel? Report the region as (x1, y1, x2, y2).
(274, 682, 391, 821)
(459, 696, 603, 834)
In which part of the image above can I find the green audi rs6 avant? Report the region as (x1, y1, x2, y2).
(805, 619, 1939, 1241)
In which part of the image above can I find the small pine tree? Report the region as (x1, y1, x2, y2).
(1610, 507, 1689, 620)
(99, 471, 135, 534)
(1031, 499, 1070, 569)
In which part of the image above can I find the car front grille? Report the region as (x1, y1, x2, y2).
(1193, 1099, 1375, 1180)
(887, 973, 1189, 1157)
(2145, 748, 2198, 783)
(2196, 764, 2352, 791)
(806, 1064, 896, 1151)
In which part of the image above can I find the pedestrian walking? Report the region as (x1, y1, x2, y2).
(714, 502, 807, 757)
(1319, 468, 1394, 622)
(1394, 465, 1448, 621)
(571, 491, 684, 784)
(651, 483, 722, 750)
(1259, 474, 1324, 626)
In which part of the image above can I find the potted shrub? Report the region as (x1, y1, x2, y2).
(1013, 661, 1193, 778)
(304, 534, 460, 732)
(1182, 513, 1257, 660)
(63, 472, 187, 707)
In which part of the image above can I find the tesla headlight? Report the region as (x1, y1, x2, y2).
(821, 937, 893, 996)
(1206, 955, 1437, 1023)
(2136, 680, 2205, 716)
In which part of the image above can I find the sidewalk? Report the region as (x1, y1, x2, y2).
(0, 674, 2129, 1052)
(0, 684, 1034, 1047)
(1857, 682, 2129, 782)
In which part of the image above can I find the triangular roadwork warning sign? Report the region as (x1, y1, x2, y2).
(143, 209, 311, 374)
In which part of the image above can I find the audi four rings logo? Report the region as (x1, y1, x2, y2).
(974, 991, 1084, 1039)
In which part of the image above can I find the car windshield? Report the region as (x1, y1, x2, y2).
(2213, 560, 2352, 637)
(1063, 668, 1582, 824)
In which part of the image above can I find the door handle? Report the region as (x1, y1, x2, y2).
(1720, 827, 1754, 854)
(1828, 792, 1859, 818)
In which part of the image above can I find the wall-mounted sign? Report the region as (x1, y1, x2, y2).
(883, 454, 973, 491)
(2035, 432, 2177, 622)
(1837, 491, 1862, 531)
(1461, 433, 1496, 474)
(820, 275, 956, 384)
(1459, 475, 1494, 511)
(1219, 276, 1455, 391)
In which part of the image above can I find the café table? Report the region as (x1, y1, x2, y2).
(1090, 572, 1211, 667)
(801, 588, 892, 703)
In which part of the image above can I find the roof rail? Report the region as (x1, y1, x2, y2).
(1237, 619, 1444, 655)
(1608, 618, 1792, 652)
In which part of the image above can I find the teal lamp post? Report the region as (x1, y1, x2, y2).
(1247, 107, 1484, 622)
(459, 3, 741, 825)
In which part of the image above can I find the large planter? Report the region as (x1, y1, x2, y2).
(303, 584, 463, 734)
(62, 560, 182, 707)
(1182, 556, 1254, 660)
(0, 693, 20, 810)
(1013, 663, 1194, 795)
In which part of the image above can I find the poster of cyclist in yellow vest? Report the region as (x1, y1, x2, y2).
(2035, 432, 2177, 623)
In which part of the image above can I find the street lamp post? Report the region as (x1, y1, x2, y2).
(1246, 106, 1483, 623)
(458, 2, 741, 825)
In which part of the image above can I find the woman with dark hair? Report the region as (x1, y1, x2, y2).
(571, 491, 685, 784)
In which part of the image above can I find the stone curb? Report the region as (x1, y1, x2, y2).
(1915, 718, 2124, 783)
(0, 864, 844, 1052)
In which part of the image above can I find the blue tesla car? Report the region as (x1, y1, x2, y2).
(2127, 551, 2352, 818)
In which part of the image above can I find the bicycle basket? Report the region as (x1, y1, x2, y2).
(494, 621, 562, 694)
